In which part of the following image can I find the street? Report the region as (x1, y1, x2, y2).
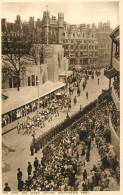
(2, 69, 109, 190)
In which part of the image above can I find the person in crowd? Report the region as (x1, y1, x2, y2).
(86, 92, 88, 99)
(18, 179, 24, 191)
(17, 122, 20, 134)
(66, 113, 70, 119)
(17, 168, 22, 184)
(4, 183, 11, 191)
(80, 104, 82, 111)
(74, 96, 77, 105)
(83, 169, 87, 181)
(27, 162, 32, 176)
(33, 157, 39, 171)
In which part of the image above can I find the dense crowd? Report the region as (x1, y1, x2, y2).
(7, 96, 119, 192)
(3, 67, 120, 191)
(2, 67, 100, 128)
(113, 80, 120, 99)
(16, 94, 72, 136)
(108, 98, 120, 138)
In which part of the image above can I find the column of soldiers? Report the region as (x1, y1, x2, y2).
(30, 120, 66, 156)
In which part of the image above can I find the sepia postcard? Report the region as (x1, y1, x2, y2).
(0, 0, 122, 195)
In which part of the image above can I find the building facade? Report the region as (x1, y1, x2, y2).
(2, 44, 68, 89)
(97, 21, 112, 66)
(63, 23, 99, 66)
(2, 12, 112, 67)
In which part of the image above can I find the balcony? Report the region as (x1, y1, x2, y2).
(104, 67, 117, 79)
(113, 57, 120, 71)
(111, 84, 120, 111)
(109, 115, 120, 160)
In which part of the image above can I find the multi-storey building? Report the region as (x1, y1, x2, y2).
(1, 12, 112, 66)
(97, 21, 112, 66)
(41, 11, 64, 44)
(63, 23, 98, 66)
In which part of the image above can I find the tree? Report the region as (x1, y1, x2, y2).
(2, 31, 33, 91)
(30, 44, 44, 65)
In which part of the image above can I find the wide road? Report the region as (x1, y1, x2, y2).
(2, 69, 109, 191)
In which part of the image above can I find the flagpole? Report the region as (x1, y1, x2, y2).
(46, 5, 48, 45)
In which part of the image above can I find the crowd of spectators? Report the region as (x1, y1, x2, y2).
(12, 97, 119, 192)
(2, 67, 100, 128)
(113, 80, 120, 99)
(3, 67, 120, 191)
(2, 91, 69, 128)
(108, 98, 120, 138)
(16, 94, 72, 136)
(2, 66, 95, 130)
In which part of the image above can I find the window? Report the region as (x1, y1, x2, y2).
(89, 46, 91, 50)
(32, 75, 35, 86)
(84, 45, 86, 50)
(80, 52, 83, 57)
(71, 40, 73, 43)
(66, 45, 68, 49)
(66, 40, 68, 43)
(92, 46, 93, 50)
(13, 76, 17, 88)
(36, 76, 38, 86)
(71, 45, 73, 50)
(80, 46, 83, 50)
(84, 40, 86, 44)
(9, 78, 12, 88)
(28, 76, 30, 86)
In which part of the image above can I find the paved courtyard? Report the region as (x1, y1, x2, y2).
(2, 69, 112, 191)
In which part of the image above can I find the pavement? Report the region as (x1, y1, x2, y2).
(2, 69, 111, 191)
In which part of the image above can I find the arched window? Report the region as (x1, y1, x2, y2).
(9, 78, 12, 88)
(28, 76, 30, 86)
(13, 76, 17, 88)
(32, 75, 35, 86)
(36, 76, 38, 86)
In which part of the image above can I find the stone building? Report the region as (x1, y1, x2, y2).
(2, 44, 69, 89)
(63, 23, 98, 66)
(97, 21, 112, 66)
(1, 12, 112, 67)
